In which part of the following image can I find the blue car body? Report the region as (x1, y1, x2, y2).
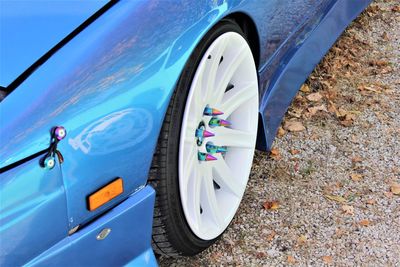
(0, 0, 371, 266)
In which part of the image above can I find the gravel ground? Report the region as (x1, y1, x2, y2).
(160, 1, 400, 266)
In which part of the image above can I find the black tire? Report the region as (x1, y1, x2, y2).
(149, 19, 248, 257)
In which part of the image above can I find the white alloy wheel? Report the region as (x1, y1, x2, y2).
(179, 32, 259, 240)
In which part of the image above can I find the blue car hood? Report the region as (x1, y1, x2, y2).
(0, 0, 109, 87)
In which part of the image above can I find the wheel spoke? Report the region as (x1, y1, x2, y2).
(213, 157, 243, 197)
(182, 146, 196, 179)
(190, 68, 206, 118)
(201, 165, 223, 226)
(184, 120, 197, 144)
(188, 164, 203, 231)
(212, 44, 247, 105)
(212, 127, 256, 149)
(203, 37, 228, 102)
(220, 81, 258, 117)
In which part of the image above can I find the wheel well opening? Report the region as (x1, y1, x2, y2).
(224, 12, 260, 68)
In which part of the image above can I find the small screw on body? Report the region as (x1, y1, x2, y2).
(96, 228, 111, 240)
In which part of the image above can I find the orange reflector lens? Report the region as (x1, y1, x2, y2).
(88, 178, 123, 211)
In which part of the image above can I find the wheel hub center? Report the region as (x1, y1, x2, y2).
(194, 105, 232, 161)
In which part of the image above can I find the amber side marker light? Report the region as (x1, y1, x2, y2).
(88, 178, 124, 211)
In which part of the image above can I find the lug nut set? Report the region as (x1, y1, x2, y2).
(195, 106, 230, 162)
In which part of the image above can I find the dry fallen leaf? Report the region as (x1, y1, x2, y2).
(290, 149, 300, 155)
(357, 84, 381, 93)
(267, 230, 276, 241)
(392, 5, 400, 12)
(270, 148, 281, 160)
(277, 126, 286, 138)
(335, 228, 345, 238)
(255, 252, 267, 259)
(390, 183, 400, 195)
(366, 199, 376, 205)
(384, 191, 393, 198)
(339, 112, 356, 127)
(352, 156, 363, 163)
(324, 194, 347, 203)
(308, 104, 328, 116)
(210, 251, 223, 262)
(263, 201, 280, 210)
(359, 219, 371, 227)
(306, 92, 323, 102)
(341, 205, 354, 215)
(300, 84, 311, 93)
(350, 173, 363, 181)
(288, 107, 303, 118)
(284, 121, 306, 132)
(328, 100, 340, 116)
(322, 256, 333, 264)
(297, 235, 307, 245)
(287, 255, 296, 264)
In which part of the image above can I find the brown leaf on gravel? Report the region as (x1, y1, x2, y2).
(366, 199, 376, 205)
(324, 194, 347, 203)
(263, 201, 279, 210)
(326, 87, 338, 101)
(297, 235, 307, 245)
(210, 251, 223, 262)
(270, 148, 281, 160)
(277, 126, 286, 138)
(300, 84, 311, 93)
(267, 230, 276, 241)
(357, 84, 382, 93)
(306, 92, 323, 102)
(382, 32, 389, 41)
(308, 104, 328, 116)
(290, 149, 300, 155)
(359, 219, 371, 227)
(335, 108, 357, 126)
(384, 191, 393, 198)
(334, 228, 345, 238)
(284, 121, 306, 132)
(392, 5, 400, 12)
(390, 183, 400, 195)
(369, 59, 390, 67)
(328, 100, 339, 116)
(322, 256, 333, 264)
(255, 252, 267, 259)
(224, 237, 235, 247)
(341, 205, 354, 215)
(339, 113, 356, 127)
(352, 156, 363, 163)
(350, 173, 363, 181)
(287, 255, 296, 264)
(288, 107, 303, 118)
(340, 118, 353, 127)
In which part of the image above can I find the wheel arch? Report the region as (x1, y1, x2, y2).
(223, 12, 261, 69)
